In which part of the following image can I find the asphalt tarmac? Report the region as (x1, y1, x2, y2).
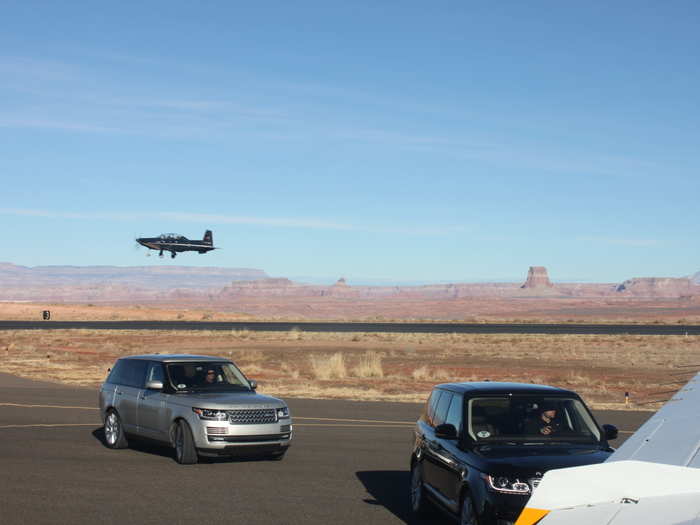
(2, 320, 700, 335)
(0, 373, 652, 525)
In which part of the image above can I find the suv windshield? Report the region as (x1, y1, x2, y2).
(166, 361, 251, 392)
(468, 396, 601, 444)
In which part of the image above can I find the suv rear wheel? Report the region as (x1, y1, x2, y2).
(104, 409, 128, 449)
(174, 420, 198, 465)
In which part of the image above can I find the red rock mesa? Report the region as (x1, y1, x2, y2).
(521, 266, 553, 288)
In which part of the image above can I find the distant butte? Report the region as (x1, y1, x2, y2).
(1, 263, 700, 314)
(616, 277, 697, 297)
(521, 266, 553, 288)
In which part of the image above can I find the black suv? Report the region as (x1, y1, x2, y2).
(409, 382, 618, 525)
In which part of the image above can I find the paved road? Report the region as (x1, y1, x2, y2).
(2, 320, 700, 335)
(0, 373, 652, 525)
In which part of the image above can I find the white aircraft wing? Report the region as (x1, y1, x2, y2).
(607, 372, 700, 467)
(515, 372, 700, 525)
(529, 493, 700, 525)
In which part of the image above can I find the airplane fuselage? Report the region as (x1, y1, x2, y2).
(136, 231, 216, 258)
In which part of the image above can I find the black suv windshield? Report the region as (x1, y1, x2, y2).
(166, 361, 251, 392)
(468, 396, 601, 444)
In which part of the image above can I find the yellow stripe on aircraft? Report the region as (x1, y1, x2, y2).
(514, 507, 549, 525)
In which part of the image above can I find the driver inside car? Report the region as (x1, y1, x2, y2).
(524, 404, 562, 436)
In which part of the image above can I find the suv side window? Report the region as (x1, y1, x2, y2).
(445, 393, 463, 436)
(146, 361, 165, 383)
(106, 360, 127, 385)
(433, 391, 453, 427)
(122, 360, 148, 388)
(427, 389, 443, 426)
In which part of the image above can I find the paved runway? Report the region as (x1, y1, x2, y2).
(0, 373, 652, 525)
(2, 319, 700, 335)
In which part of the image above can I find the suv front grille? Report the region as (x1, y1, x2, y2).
(227, 408, 277, 425)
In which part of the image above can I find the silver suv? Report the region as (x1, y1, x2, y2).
(99, 354, 292, 464)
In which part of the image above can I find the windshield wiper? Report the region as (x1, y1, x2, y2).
(476, 441, 519, 447)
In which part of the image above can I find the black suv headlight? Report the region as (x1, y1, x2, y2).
(193, 408, 227, 421)
(484, 474, 531, 495)
(277, 406, 290, 419)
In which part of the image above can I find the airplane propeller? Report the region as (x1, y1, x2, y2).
(134, 234, 148, 255)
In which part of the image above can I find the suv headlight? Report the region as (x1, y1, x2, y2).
(277, 406, 290, 419)
(484, 474, 531, 494)
(193, 408, 227, 421)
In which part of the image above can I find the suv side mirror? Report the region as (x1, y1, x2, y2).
(602, 424, 618, 440)
(435, 423, 458, 439)
(145, 380, 164, 390)
(249, 379, 258, 390)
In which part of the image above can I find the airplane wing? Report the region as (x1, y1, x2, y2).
(606, 372, 700, 467)
(515, 372, 700, 525)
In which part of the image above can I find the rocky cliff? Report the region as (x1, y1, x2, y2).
(521, 266, 553, 288)
(615, 277, 700, 297)
(0, 263, 267, 289)
(0, 263, 268, 301)
(2, 261, 699, 304)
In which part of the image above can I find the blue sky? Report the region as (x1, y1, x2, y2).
(1, 1, 699, 283)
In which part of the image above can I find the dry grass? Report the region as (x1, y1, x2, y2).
(1, 329, 699, 408)
(353, 351, 384, 378)
(310, 352, 347, 380)
(280, 363, 300, 380)
(412, 365, 454, 382)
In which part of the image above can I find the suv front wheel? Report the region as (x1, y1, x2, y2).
(460, 493, 478, 525)
(409, 461, 433, 517)
(174, 420, 198, 465)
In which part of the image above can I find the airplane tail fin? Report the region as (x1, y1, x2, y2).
(203, 230, 213, 245)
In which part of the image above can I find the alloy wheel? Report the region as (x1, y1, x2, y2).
(175, 424, 184, 462)
(105, 412, 118, 445)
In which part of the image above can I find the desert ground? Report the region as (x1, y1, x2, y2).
(2, 299, 700, 324)
(0, 302, 257, 322)
(1, 306, 698, 409)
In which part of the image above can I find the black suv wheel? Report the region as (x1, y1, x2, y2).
(409, 462, 433, 517)
(459, 493, 478, 525)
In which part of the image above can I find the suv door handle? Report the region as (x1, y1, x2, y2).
(115, 391, 122, 396)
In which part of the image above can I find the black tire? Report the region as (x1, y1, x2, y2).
(409, 461, 433, 518)
(459, 493, 479, 525)
(267, 450, 287, 461)
(174, 420, 198, 465)
(104, 409, 129, 449)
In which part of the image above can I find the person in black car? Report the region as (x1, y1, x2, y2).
(523, 404, 561, 436)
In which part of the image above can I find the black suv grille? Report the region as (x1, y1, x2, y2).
(227, 408, 277, 425)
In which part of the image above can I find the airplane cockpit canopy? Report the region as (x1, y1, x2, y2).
(159, 233, 185, 240)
